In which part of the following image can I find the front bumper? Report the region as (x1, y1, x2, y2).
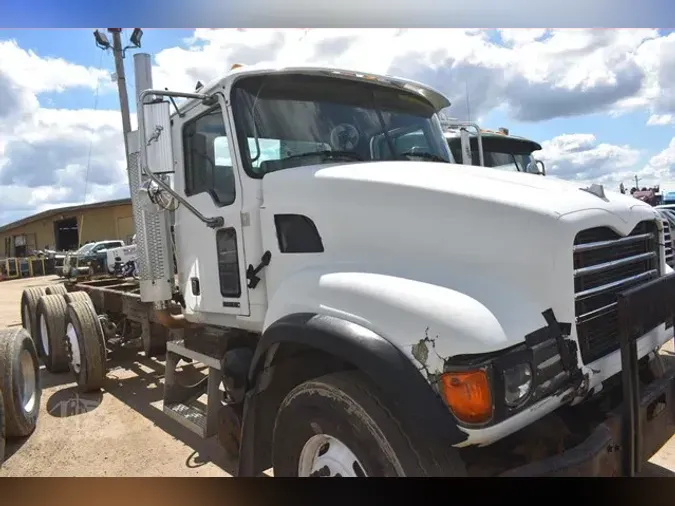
(502, 273, 675, 477)
(501, 365, 675, 476)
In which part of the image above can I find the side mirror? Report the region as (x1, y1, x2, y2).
(535, 160, 546, 176)
(529, 159, 546, 175)
(141, 100, 175, 175)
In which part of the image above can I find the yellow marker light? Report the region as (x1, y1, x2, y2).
(231, 63, 244, 70)
(439, 369, 493, 424)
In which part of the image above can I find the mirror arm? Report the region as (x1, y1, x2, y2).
(536, 159, 546, 176)
(137, 89, 225, 229)
(164, 88, 184, 118)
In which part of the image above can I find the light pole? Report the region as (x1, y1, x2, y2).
(92, 28, 143, 162)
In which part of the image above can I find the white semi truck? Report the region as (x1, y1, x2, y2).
(18, 56, 675, 477)
(442, 123, 546, 175)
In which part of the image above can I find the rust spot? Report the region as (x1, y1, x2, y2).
(411, 339, 429, 365)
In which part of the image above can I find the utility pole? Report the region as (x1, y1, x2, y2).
(634, 174, 640, 189)
(93, 28, 143, 168)
(108, 29, 132, 159)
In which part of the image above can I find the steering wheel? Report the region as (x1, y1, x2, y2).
(330, 123, 360, 151)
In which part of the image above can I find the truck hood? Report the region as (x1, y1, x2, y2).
(260, 160, 662, 359)
(262, 161, 655, 224)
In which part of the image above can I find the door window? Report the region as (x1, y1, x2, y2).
(183, 107, 236, 207)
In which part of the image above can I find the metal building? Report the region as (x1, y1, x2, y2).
(0, 198, 133, 258)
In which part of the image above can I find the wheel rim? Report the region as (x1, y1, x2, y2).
(40, 313, 50, 357)
(19, 349, 36, 413)
(66, 323, 81, 373)
(298, 434, 368, 477)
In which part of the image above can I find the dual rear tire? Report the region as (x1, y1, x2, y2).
(21, 286, 107, 393)
(0, 390, 5, 468)
(64, 301, 107, 392)
(0, 327, 41, 452)
(34, 295, 70, 373)
(20, 286, 47, 340)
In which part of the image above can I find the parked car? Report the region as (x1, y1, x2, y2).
(62, 240, 125, 277)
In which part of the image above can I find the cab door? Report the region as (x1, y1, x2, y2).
(172, 95, 250, 318)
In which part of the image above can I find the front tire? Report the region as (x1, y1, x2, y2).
(272, 370, 466, 477)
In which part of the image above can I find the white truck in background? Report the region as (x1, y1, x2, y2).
(17, 57, 675, 477)
(440, 120, 547, 174)
(106, 239, 138, 278)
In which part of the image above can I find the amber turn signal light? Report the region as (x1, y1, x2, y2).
(439, 369, 493, 424)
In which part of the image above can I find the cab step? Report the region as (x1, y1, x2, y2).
(163, 401, 209, 437)
(163, 339, 222, 438)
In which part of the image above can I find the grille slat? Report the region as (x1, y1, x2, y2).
(573, 232, 654, 253)
(574, 251, 656, 278)
(574, 220, 660, 363)
(663, 221, 674, 268)
(575, 269, 658, 300)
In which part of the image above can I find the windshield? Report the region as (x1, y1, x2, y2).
(75, 243, 95, 254)
(231, 74, 452, 176)
(448, 143, 536, 173)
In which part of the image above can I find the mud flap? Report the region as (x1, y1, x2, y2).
(617, 272, 675, 476)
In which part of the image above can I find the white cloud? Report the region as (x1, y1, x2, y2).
(534, 133, 642, 189)
(0, 39, 126, 225)
(640, 138, 675, 190)
(151, 28, 660, 122)
(647, 114, 675, 126)
(499, 29, 548, 47)
(4, 28, 675, 225)
(0, 39, 111, 96)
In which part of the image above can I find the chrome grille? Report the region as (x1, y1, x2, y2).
(663, 220, 674, 268)
(573, 220, 660, 363)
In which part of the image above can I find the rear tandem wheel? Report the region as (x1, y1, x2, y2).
(20, 286, 47, 340)
(64, 301, 108, 392)
(0, 327, 41, 438)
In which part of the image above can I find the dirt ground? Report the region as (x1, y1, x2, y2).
(0, 275, 232, 477)
(1, 275, 675, 476)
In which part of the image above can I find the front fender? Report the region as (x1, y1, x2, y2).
(264, 267, 550, 375)
(238, 312, 468, 476)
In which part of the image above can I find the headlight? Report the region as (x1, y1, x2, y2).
(503, 363, 532, 407)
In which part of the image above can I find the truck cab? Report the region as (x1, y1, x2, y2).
(120, 62, 675, 477)
(444, 123, 546, 175)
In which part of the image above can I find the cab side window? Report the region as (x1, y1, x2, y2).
(183, 107, 236, 206)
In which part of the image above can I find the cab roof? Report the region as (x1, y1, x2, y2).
(444, 130, 542, 153)
(181, 64, 452, 113)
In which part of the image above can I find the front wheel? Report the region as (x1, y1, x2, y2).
(272, 370, 466, 477)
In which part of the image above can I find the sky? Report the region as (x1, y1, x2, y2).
(2, 28, 675, 225)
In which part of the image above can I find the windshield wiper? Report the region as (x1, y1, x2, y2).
(280, 150, 364, 163)
(400, 151, 448, 162)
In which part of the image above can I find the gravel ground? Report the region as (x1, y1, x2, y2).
(1, 274, 675, 476)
